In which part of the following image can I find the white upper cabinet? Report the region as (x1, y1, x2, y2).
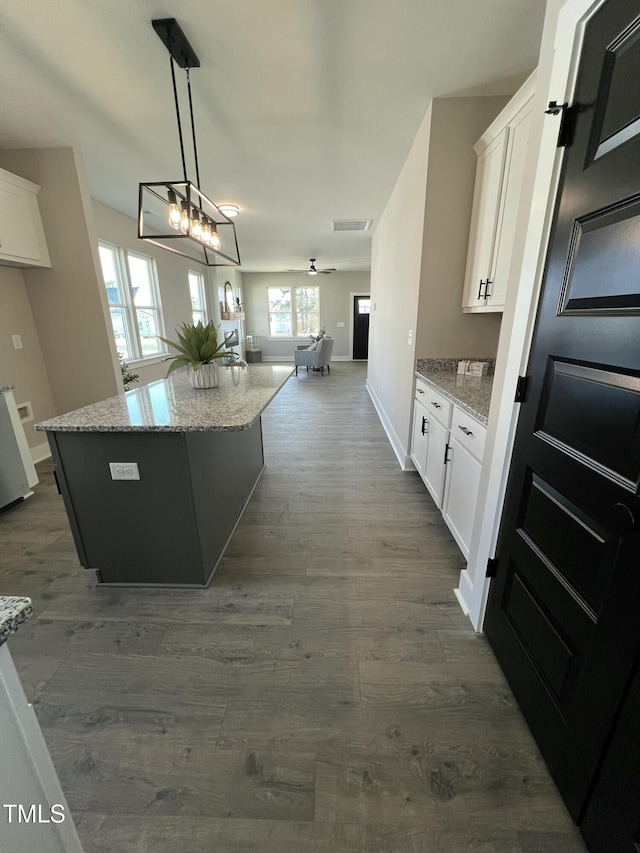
(0, 168, 51, 268)
(462, 74, 535, 314)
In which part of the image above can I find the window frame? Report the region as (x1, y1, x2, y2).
(99, 240, 166, 363)
(266, 284, 320, 339)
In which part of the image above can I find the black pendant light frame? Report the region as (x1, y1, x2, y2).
(138, 18, 241, 267)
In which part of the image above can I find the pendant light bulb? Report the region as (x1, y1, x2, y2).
(191, 210, 203, 240)
(180, 201, 190, 234)
(201, 216, 212, 244)
(211, 224, 221, 250)
(167, 189, 181, 229)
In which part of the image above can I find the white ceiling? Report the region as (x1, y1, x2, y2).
(0, 0, 546, 272)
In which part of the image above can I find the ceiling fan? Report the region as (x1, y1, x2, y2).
(287, 258, 337, 275)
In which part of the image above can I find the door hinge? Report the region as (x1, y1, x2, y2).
(486, 557, 499, 578)
(515, 375, 529, 404)
(545, 100, 576, 148)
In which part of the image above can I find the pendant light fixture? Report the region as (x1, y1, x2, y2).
(138, 18, 241, 267)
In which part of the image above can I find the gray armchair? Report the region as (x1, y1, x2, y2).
(294, 336, 334, 376)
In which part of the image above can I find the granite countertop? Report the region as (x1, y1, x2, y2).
(415, 358, 494, 424)
(36, 364, 293, 433)
(0, 385, 16, 393)
(0, 596, 33, 647)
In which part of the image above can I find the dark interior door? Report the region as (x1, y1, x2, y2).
(484, 0, 640, 830)
(353, 295, 370, 359)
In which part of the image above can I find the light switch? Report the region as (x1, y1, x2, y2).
(408, 330, 413, 346)
(12, 335, 23, 350)
(337, 322, 345, 328)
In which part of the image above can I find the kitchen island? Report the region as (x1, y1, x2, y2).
(36, 365, 292, 587)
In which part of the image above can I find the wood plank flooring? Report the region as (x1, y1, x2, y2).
(0, 362, 587, 852)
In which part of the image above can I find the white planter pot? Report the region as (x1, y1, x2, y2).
(189, 362, 219, 389)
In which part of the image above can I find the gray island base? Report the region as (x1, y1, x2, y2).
(36, 365, 293, 587)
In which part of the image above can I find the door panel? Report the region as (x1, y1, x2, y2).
(352, 295, 370, 359)
(484, 0, 640, 829)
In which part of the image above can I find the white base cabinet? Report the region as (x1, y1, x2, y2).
(411, 376, 487, 559)
(442, 437, 482, 560)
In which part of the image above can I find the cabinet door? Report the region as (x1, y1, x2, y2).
(461, 128, 508, 310)
(484, 99, 533, 311)
(410, 399, 429, 479)
(423, 415, 448, 509)
(442, 437, 481, 559)
(0, 181, 43, 264)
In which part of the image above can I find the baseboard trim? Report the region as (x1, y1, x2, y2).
(261, 355, 351, 362)
(30, 441, 51, 464)
(365, 380, 412, 470)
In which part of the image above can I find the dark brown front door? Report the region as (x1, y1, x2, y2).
(353, 295, 370, 359)
(484, 0, 640, 833)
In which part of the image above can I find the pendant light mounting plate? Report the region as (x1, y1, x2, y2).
(152, 18, 200, 68)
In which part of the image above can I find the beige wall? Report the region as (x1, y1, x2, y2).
(0, 266, 56, 451)
(242, 271, 370, 359)
(0, 148, 120, 414)
(367, 96, 508, 463)
(417, 97, 506, 357)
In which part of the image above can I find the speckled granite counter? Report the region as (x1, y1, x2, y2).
(0, 597, 32, 647)
(36, 365, 293, 434)
(416, 358, 494, 424)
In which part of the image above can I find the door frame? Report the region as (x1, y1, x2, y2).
(349, 292, 371, 360)
(457, 0, 607, 630)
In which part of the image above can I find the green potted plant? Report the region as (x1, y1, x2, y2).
(159, 320, 237, 389)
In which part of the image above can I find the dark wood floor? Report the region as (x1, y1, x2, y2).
(0, 363, 587, 852)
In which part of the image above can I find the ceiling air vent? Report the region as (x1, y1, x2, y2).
(331, 219, 372, 232)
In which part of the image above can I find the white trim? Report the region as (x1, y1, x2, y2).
(460, 0, 607, 632)
(262, 355, 350, 362)
(349, 291, 371, 360)
(366, 379, 414, 470)
(30, 441, 51, 465)
(128, 353, 168, 368)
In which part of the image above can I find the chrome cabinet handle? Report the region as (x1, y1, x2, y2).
(458, 425, 473, 436)
(421, 416, 428, 435)
(431, 401, 441, 409)
(477, 279, 486, 300)
(484, 280, 493, 300)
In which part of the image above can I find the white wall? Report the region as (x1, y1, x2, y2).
(0, 267, 56, 452)
(242, 271, 370, 359)
(0, 148, 121, 414)
(367, 104, 432, 462)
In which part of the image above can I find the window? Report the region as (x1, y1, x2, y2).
(189, 271, 208, 325)
(267, 285, 319, 337)
(99, 242, 165, 361)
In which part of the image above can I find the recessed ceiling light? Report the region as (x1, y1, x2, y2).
(218, 204, 239, 218)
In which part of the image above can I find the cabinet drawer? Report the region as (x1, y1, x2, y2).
(415, 379, 452, 427)
(451, 407, 486, 462)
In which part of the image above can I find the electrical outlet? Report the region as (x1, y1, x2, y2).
(12, 335, 23, 350)
(337, 322, 345, 327)
(109, 462, 140, 481)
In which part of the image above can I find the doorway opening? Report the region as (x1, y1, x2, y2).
(351, 294, 371, 360)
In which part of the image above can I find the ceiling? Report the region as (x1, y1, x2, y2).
(0, 0, 546, 273)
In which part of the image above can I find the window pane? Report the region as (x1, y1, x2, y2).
(189, 271, 207, 324)
(137, 308, 161, 356)
(295, 286, 319, 336)
(99, 245, 126, 306)
(358, 299, 371, 314)
(267, 287, 291, 312)
(109, 308, 133, 359)
(128, 254, 155, 306)
(269, 313, 292, 336)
